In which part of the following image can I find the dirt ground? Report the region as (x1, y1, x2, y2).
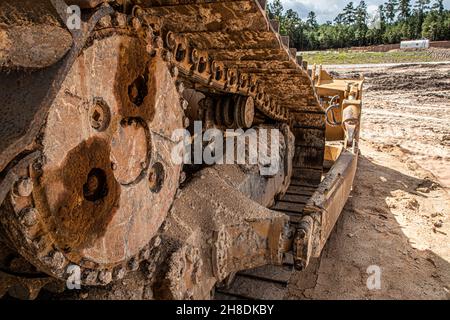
(288, 63, 450, 300)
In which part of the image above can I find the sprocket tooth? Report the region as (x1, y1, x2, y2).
(281, 35, 290, 48)
(257, 0, 268, 10)
(270, 19, 280, 33)
(98, 14, 113, 28)
(290, 48, 297, 58)
(303, 60, 309, 71)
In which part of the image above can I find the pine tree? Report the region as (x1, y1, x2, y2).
(398, 0, 411, 20)
(385, 0, 399, 23)
(267, 0, 284, 21)
(356, 1, 368, 25)
(415, 0, 431, 34)
(343, 2, 356, 25)
(415, 0, 431, 13)
(355, 1, 369, 45)
(283, 9, 301, 35)
(264, 0, 449, 51)
(432, 0, 444, 13)
(379, 4, 386, 24)
(307, 11, 319, 29)
(334, 13, 345, 24)
(422, 10, 440, 40)
(378, 4, 387, 38)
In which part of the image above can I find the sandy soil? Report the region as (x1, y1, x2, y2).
(288, 63, 450, 300)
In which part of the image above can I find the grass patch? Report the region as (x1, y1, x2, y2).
(300, 50, 438, 65)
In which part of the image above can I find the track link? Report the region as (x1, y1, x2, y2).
(144, 0, 322, 125)
(148, 0, 327, 300)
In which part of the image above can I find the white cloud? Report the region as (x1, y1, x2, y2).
(280, 0, 450, 23)
(282, 0, 342, 22)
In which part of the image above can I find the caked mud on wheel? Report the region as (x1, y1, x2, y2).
(0, 0, 362, 300)
(0, 7, 184, 295)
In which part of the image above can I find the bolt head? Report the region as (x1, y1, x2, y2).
(20, 207, 38, 227)
(98, 15, 112, 28)
(162, 221, 170, 232)
(184, 117, 190, 128)
(153, 236, 161, 248)
(294, 260, 306, 271)
(181, 99, 189, 110)
(131, 17, 142, 31)
(98, 270, 113, 285)
(113, 266, 126, 281)
(176, 81, 185, 94)
(45, 251, 65, 270)
(15, 178, 33, 197)
(297, 229, 307, 240)
(179, 172, 186, 184)
(140, 247, 151, 260)
(171, 66, 179, 78)
(128, 258, 140, 271)
(83, 270, 98, 284)
(153, 36, 163, 49)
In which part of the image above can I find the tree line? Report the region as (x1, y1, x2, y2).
(267, 0, 450, 50)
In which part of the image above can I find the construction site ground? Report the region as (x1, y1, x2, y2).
(287, 62, 450, 300)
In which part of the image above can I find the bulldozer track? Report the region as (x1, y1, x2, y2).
(148, 0, 326, 299)
(0, 0, 331, 300)
(146, 0, 322, 121)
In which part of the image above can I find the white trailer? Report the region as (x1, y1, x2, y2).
(400, 40, 430, 49)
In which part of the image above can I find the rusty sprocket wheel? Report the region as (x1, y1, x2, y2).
(0, 12, 184, 286)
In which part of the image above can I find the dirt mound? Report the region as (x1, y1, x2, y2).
(430, 48, 450, 61)
(366, 70, 450, 92)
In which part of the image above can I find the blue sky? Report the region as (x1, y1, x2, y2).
(279, 0, 450, 23)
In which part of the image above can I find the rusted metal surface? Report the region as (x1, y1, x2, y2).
(144, 1, 270, 33)
(0, 25, 72, 69)
(217, 148, 359, 300)
(0, 4, 183, 288)
(297, 150, 359, 266)
(0, 0, 363, 300)
(0, 0, 113, 173)
(0, 152, 40, 207)
(0, 271, 63, 300)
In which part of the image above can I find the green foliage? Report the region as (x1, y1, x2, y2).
(422, 9, 450, 40)
(385, 0, 399, 23)
(266, 0, 450, 50)
(398, 0, 412, 20)
(301, 50, 437, 65)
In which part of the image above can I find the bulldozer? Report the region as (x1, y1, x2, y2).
(0, 0, 363, 300)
